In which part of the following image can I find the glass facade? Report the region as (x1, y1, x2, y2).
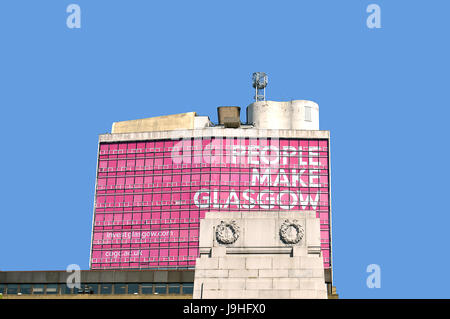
(141, 284, 153, 294)
(168, 283, 180, 294)
(100, 284, 113, 294)
(61, 284, 73, 294)
(90, 137, 331, 270)
(0, 283, 191, 295)
(127, 283, 139, 294)
(19, 284, 32, 294)
(32, 284, 44, 294)
(114, 283, 127, 294)
(46, 284, 58, 294)
(182, 283, 193, 294)
(6, 284, 18, 294)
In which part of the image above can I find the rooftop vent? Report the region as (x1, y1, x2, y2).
(217, 106, 241, 128)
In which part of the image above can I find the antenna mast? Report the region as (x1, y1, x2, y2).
(252, 72, 268, 102)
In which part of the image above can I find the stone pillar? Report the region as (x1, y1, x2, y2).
(193, 211, 327, 299)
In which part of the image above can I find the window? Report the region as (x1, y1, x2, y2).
(46, 284, 58, 294)
(86, 284, 99, 294)
(114, 283, 127, 294)
(73, 285, 83, 294)
(32, 284, 45, 295)
(154, 284, 167, 294)
(0, 284, 5, 294)
(141, 284, 153, 294)
(76, 284, 98, 294)
(60, 284, 73, 294)
(305, 106, 312, 122)
(168, 284, 180, 294)
(7, 284, 18, 294)
(128, 283, 139, 294)
(100, 284, 112, 294)
(20, 284, 32, 294)
(182, 283, 193, 294)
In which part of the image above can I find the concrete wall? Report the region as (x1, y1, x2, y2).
(111, 112, 197, 134)
(247, 100, 319, 130)
(194, 116, 213, 129)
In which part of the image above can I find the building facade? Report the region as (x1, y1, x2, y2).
(89, 99, 334, 292)
(0, 270, 194, 298)
(0, 98, 338, 299)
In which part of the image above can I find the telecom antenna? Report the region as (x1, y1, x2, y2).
(252, 72, 268, 102)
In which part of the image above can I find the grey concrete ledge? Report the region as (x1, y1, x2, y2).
(99, 128, 330, 143)
(0, 270, 195, 284)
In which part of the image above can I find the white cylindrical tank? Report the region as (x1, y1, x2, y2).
(246, 100, 319, 130)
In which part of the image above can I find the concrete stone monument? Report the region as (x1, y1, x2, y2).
(193, 211, 327, 299)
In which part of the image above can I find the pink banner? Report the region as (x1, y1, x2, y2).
(91, 138, 331, 269)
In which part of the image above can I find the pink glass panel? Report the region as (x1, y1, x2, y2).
(91, 138, 331, 270)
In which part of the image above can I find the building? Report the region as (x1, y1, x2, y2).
(0, 269, 194, 298)
(0, 74, 338, 298)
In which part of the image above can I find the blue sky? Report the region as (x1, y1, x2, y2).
(0, 0, 449, 298)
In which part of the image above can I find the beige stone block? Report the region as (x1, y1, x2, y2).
(305, 218, 321, 247)
(300, 257, 323, 269)
(193, 291, 200, 299)
(201, 269, 229, 278)
(289, 289, 320, 299)
(195, 257, 219, 269)
(258, 289, 290, 299)
(259, 269, 289, 278)
(298, 278, 320, 290)
(273, 278, 300, 290)
(199, 218, 216, 247)
(316, 290, 328, 299)
(198, 278, 220, 290)
(246, 278, 273, 290)
(211, 247, 226, 257)
(242, 219, 277, 247)
(224, 289, 259, 299)
(312, 268, 325, 278)
(292, 246, 307, 257)
(272, 256, 303, 269)
(246, 256, 272, 269)
(218, 279, 246, 290)
(204, 289, 259, 299)
(229, 269, 258, 278)
(288, 269, 313, 278)
(219, 257, 246, 269)
(272, 257, 292, 269)
(201, 289, 224, 299)
(194, 281, 202, 293)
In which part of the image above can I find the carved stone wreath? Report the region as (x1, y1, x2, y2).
(279, 219, 304, 245)
(215, 220, 240, 245)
